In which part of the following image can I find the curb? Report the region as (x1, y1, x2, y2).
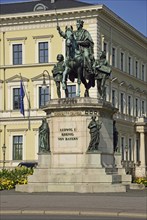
(0, 210, 146, 219)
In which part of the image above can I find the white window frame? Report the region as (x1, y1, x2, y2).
(128, 55, 132, 75)
(141, 100, 146, 116)
(120, 51, 125, 72)
(121, 136, 125, 161)
(141, 63, 145, 81)
(136, 139, 140, 162)
(127, 95, 132, 116)
(103, 41, 109, 60)
(38, 85, 50, 108)
(128, 138, 132, 161)
(10, 42, 25, 65)
(7, 81, 27, 113)
(135, 59, 139, 78)
(120, 92, 125, 114)
(36, 40, 50, 63)
(112, 46, 117, 67)
(112, 89, 116, 107)
(32, 80, 50, 109)
(135, 97, 139, 117)
(10, 133, 25, 164)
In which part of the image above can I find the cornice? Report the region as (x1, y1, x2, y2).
(7, 37, 27, 41)
(7, 128, 28, 132)
(0, 4, 146, 43)
(31, 73, 52, 82)
(98, 8, 147, 49)
(32, 35, 53, 39)
(0, 5, 102, 20)
(0, 62, 55, 70)
(100, 5, 147, 40)
(6, 74, 29, 83)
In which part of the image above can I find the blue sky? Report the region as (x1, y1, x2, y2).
(0, 0, 146, 37)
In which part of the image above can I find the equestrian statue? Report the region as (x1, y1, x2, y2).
(55, 19, 111, 98)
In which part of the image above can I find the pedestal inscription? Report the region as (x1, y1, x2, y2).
(58, 128, 78, 141)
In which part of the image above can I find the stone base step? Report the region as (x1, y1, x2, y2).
(33, 167, 107, 175)
(28, 173, 122, 184)
(16, 183, 126, 193)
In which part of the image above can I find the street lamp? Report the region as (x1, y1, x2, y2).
(42, 72, 47, 90)
(2, 144, 6, 170)
(41, 70, 51, 101)
(2, 125, 6, 170)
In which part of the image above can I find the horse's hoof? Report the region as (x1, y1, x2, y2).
(62, 83, 66, 90)
(84, 90, 89, 97)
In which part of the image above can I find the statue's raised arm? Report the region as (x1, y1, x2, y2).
(57, 25, 67, 39)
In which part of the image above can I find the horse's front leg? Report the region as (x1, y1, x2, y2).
(77, 68, 81, 97)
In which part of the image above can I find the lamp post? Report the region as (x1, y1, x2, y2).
(2, 125, 6, 170)
(42, 70, 51, 101)
(2, 144, 6, 170)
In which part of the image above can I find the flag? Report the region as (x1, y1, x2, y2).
(20, 80, 25, 116)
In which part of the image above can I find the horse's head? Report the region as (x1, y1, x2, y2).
(65, 26, 74, 47)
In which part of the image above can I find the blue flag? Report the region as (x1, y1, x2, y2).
(20, 80, 25, 116)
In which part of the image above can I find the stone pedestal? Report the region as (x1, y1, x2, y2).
(16, 98, 131, 193)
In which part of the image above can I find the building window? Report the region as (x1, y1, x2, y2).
(120, 93, 124, 114)
(13, 88, 20, 110)
(39, 86, 49, 107)
(103, 42, 107, 53)
(13, 135, 23, 160)
(128, 95, 131, 115)
(128, 138, 132, 161)
(38, 42, 48, 63)
(128, 56, 132, 74)
(120, 52, 124, 71)
(112, 47, 116, 67)
(135, 98, 138, 117)
(121, 137, 125, 160)
(142, 64, 145, 81)
(13, 44, 22, 65)
(136, 139, 140, 162)
(141, 100, 145, 116)
(112, 89, 116, 107)
(67, 85, 76, 98)
(135, 61, 138, 78)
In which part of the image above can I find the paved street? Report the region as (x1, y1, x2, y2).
(0, 215, 145, 220)
(0, 189, 147, 219)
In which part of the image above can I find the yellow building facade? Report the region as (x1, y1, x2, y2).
(0, 1, 147, 177)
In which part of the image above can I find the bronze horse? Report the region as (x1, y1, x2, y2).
(62, 26, 95, 97)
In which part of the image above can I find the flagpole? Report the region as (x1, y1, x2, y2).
(54, 7, 59, 27)
(51, 1, 59, 27)
(28, 91, 31, 130)
(19, 73, 31, 130)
